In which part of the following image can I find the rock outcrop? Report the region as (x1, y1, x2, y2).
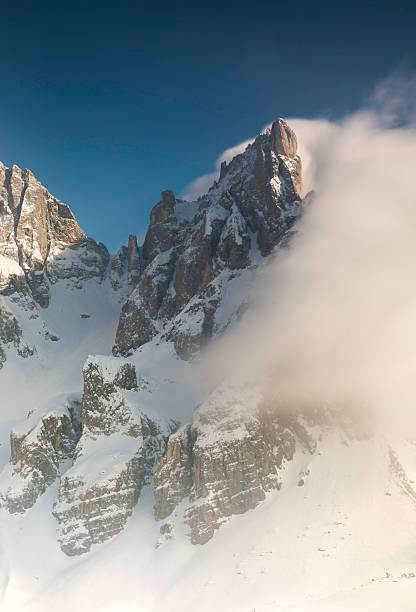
(271, 117, 298, 158)
(154, 384, 317, 544)
(0, 356, 175, 555)
(110, 234, 142, 292)
(113, 118, 302, 359)
(0, 394, 81, 513)
(0, 163, 104, 306)
(0, 299, 34, 366)
(53, 357, 174, 555)
(0, 163, 143, 367)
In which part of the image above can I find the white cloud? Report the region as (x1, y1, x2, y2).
(201, 78, 416, 435)
(369, 73, 416, 127)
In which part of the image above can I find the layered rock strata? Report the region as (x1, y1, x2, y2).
(154, 384, 317, 544)
(53, 358, 174, 555)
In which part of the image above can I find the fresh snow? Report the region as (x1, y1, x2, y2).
(0, 432, 415, 610)
(0, 277, 123, 421)
(0, 256, 24, 278)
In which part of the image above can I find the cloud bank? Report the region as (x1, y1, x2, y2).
(201, 78, 416, 433)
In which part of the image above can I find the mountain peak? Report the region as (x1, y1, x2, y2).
(270, 117, 298, 158)
(0, 163, 110, 307)
(114, 118, 303, 358)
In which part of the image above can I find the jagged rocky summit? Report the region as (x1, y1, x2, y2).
(0, 162, 143, 370)
(0, 162, 103, 307)
(0, 118, 316, 555)
(113, 117, 302, 358)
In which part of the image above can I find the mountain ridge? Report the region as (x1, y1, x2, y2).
(0, 117, 306, 554)
(0, 116, 414, 611)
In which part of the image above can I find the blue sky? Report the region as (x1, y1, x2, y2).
(0, 0, 414, 251)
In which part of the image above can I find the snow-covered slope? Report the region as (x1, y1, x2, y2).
(1, 277, 123, 419)
(1, 433, 416, 611)
(0, 162, 144, 418)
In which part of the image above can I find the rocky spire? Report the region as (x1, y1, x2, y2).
(127, 234, 142, 284)
(270, 118, 298, 157)
(149, 189, 176, 225)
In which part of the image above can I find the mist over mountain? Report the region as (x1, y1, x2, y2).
(0, 79, 416, 611)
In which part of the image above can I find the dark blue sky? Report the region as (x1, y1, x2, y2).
(0, 0, 414, 251)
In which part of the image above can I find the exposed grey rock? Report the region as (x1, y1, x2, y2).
(0, 162, 115, 311)
(110, 234, 143, 292)
(127, 234, 142, 285)
(149, 189, 176, 225)
(154, 383, 317, 544)
(0, 163, 87, 306)
(0, 162, 141, 367)
(0, 394, 81, 513)
(53, 357, 174, 556)
(110, 245, 128, 291)
(0, 300, 34, 365)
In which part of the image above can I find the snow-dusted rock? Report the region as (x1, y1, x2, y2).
(0, 394, 81, 513)
(113, 118, 302, 359)
(0, 159, 139, 310)
(0, 163, 89, 306)
(0, 163, 143, 368)
(110, 234, 143, 292)
(154, 383, 317, 544)
(0, 299, 34, 366)
(53, 357, 175, 556)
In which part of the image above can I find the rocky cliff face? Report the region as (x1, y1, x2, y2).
(154, 384, 317, 544)
(0, 163, 144, 370)
(113, 118, 302, 359)
(53, 357, 174, 555)
(110, 234, 143, 291)
(0, 357, 174, 555)
(0, 163, 103, 307)
(0, 301, 33, 366)
(0, 394, 81, 513)
(0, 117, 314, 555)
